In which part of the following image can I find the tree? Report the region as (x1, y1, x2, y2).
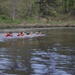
(11, 0, 17, 20)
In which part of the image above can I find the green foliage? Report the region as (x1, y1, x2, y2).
(26, 17, 37, 23)
(0, 0, 75, 25)
(0, 15, 10, 24)
(0, 15, 21, 24)
(12, 19, 22, 24)
(0, 15, 9, 20)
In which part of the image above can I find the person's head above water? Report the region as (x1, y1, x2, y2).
(17, 32, 25, 36)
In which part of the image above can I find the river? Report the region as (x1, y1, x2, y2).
(0, 27, 75, 75)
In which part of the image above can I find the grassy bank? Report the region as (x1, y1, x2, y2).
(1, 21, 75, 29)
(0, 20, 75, 29)
(0, 15, 75, 29)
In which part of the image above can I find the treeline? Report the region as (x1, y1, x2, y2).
(0, 0, 75, 24)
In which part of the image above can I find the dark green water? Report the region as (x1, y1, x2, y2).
(0, 28, 75, 75)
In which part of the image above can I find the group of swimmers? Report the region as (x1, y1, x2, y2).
(5, 31, 42, 37)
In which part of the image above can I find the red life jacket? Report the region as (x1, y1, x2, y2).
(5, 33, 12, 37)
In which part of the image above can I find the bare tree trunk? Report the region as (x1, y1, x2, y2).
(11, 0, 17, 21)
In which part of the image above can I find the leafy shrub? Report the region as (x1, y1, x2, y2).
(0, 15, 22, 24)
(0, 15, 9, 20)
(12, 19, 22, 24)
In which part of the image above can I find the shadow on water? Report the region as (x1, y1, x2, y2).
(0, 28, 75, 75)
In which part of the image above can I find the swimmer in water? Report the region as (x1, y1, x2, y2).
(29, 31, 33, 35)
(36, 31, 42, 34)
(17, 32, 25, 36)
(5, 32, 13, 37)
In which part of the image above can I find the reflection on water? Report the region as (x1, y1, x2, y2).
(0, 28, 75, 75)
(30, 46, 74, 75)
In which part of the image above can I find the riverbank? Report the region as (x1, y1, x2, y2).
(0, 27, 75, 33)
(0, 17, 75, 29)
(0, 22, 75, 29)
(0, 15, 75, 29)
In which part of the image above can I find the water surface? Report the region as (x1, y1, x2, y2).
(0, 27, 75, 75)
